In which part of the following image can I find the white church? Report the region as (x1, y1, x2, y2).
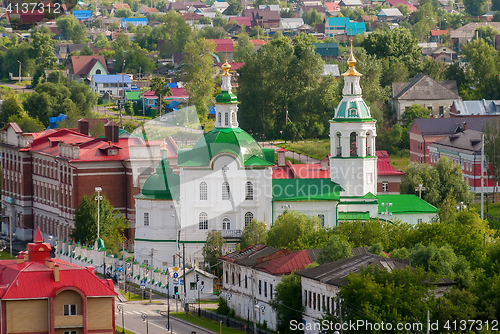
(133, 49, 438, 269)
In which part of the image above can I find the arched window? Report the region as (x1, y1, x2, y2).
(224, 112, 229, 126)
(245, 182, 253, 200)
(245, 212, 253, 226)
(222, 182, 230, 200)
(231, 112, 236, 125)
(223, 218, 230, 230)
(199, 212, 208, 230)
(200, 182, 207, 201)
(95, 69, 102, 74)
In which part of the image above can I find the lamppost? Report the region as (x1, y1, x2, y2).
(141, 313, 149, 334)
(166, 268, 171, 333)
(95, 187, 103, 242)
(415, 184, 426, 199)
(116, 304, 125, 334)
(253, 304, 264, 334)
(380, 202, 392, 217)
(1, 215, 12, 258)
(17, 60, 21, 85)
(457, 201, 467, 212)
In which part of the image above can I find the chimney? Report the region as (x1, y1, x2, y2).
(53, 264, 60, 282)
(78, 118, 89, 136)
(16, 254, 24, 264)
(463, 122, 467, 131)
(278, 149, 286, 167)
(104, 121, 119, 143)
(45, 259, 54, 269)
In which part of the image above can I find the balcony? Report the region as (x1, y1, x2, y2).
(54, 315, 84, 328)
(220, 229, 242, 238)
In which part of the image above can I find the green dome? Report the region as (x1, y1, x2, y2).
(216, 91, 238, 104)
(140, 157, 180, 200)
(178, 127, 274, 167)
(334, 99, 372, 121)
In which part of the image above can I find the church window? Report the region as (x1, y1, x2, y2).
(218, 112, 221, 124)
(144, 213, 149, 226)
(223, 218, 230, 230)
(245, 182, 253, 200)
(222, 182, 230, 200)
(349, 108, 357, 117)
(200, 182, 207, 201)
(245, 212, 253, 226)
(225, 112, 229, 126)
(199, 212, 208, 230)
(231, 112, 236, 125)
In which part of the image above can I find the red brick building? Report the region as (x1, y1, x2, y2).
(0, 120, 170, 243)
(0, 227, 117, 334)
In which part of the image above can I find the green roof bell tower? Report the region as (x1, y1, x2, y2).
(214, 62, 239, 128)
(330, 41, 378, 197)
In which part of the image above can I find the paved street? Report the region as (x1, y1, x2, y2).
(0, 82, 34, 93)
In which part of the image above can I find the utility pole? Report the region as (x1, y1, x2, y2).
(183, 243, 186, 300)
(481, 132, 485, 220)
(149, 248, 155, 303)
(17, 60, 21, 85)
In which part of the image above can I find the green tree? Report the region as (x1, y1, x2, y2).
(182, 38, 217, 120)
(31, 29, 58, 69)
(399, 157, 474, 207)
(239, 220, 267, 249)
(202, 231, 226, 273)
(234, 33, 255, 62)
(149, 76, 171, 116)
(156, 10, 192, 58)
(0, 95, 24, 123)
(224, 0, 242, 15)
(317, 234, 352, 265)
(115, 8, 134, 18)
(474, 25, 500, 47)
(422, 55, 448, 81)
(493, 10, 500, 21)
(56, 15, 87, 44)
(464, 0, 486, 16)
(94, 33, 111, 48)
(401, 104, 430, 128)
(68, 80, 98, 115)
(269, 273, 304, 333)
(199, 16, 212, 24)
(79, 45, 94, 55)
(266, 210, 328, 250)
(23, 82, 75, 126)
(70, 194, 128, 252)
(0, 42, 36, 81)
(8, 114, 45, 132)
(47, 71, 67, 84)
(302, 9, 323, 26)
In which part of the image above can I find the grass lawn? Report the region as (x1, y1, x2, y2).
(115, 326, 134, 334)
(388, 151, 410, 171)
(0, 251, 13, 260)
(276, 140, 330, 160)
(171, 312, 248, 334)
(120, 290, 143, 302)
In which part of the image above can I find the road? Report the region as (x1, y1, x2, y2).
(0, 83, 34, 93)
(115, 300, 217, 334)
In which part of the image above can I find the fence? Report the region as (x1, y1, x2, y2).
(485, 213, 500, 221)
(177, 308, 273, 334)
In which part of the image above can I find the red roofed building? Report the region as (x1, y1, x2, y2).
(229, 16, 252, 27)
(0, 227, 117, 333)
(0, 120, 167, 243)
(68, 55, 108, 81)
(384, 0, 416, 11)
(207, 39, 234, 62)
(250, 39, 268, 51)
(376, 151, 404, 194)
(220, 244, 319, 331)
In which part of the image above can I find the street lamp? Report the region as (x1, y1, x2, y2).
(253, 304, 261, 334)
(457, 201, 467, 212)
(141, 313, 149, 334)
(415, 184, 426, 199)
(380, 202, 392, 216)
(116, 304, 125, 334)
(95, 187, 103, 242)
(2, 215, 12, 258)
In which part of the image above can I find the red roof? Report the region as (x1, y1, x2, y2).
(256, 249, 316, 275)
(376, 150, 390, 162)
(229, 16, 251, 26)
(140, 90, 159, 98)
(71, 55, 107, 75)
(182, 12, 203, 20)
(385, 0, 416, 11)
(143, 7, 159, 12)
(273, 163, 330, 179)
(216, 62, 245, 70)
(250, 39, 268, 46)
(168, 87, 189, 100)
(207, 39, 234, 52)
(7, 11, 45, 22)
(324, 2, 340, 11)
(377, 159, 404, 176)
(430, 29, 449, 36)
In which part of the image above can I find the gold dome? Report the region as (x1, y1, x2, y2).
(222, 61, 231, 76)
(342, 39, 362, 77)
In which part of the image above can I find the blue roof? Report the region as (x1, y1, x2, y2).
(327, 17, 350, 26)
(166, 101, 181, 109)
(92, 75, 133, 83)
(73, 10, 92, 20)
(326, 17, 365, 35)
(208, 106, 216, 115)
(347, 22, 366, 35)
(168, 83, 177, 88)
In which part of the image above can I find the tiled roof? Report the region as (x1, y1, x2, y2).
(71, 55, 107, 75)
(113, 3, 130, 9)
(377, 194, 438, 214)
(392, 73, 460, 100)
(207, 39, 234, 52)
(254, 249, 320, 275)
(143, 7, 159, 12)
(324, 2, 340, 11)
(430, 29, 449, 36)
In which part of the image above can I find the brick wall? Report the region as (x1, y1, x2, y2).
(54, 290, 83, 316)
(6, 299, 48, 333)
(87, 297, 114, 331)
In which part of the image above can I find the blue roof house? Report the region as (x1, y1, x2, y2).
(121, 18, 148, 29)
(325, 17, 365, 38)
(73, 10, 92, 20)
(90, 74, 133, 97)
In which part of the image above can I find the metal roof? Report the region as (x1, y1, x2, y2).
(392, 73, 460, 100)
(409, 116, 492, 136)
(377, 194, 438, 214)
(428, 129, 482, 155)
(92, 74, 133, 83)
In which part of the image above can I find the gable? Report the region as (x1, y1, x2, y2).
(393, 74, 460, 100)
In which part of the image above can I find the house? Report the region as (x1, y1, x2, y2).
(0, 120, 167, 241)
(430, 29, 449, 42)
(207, 39, 234, 62)
(376, 8, 403, 21)
(281, 18, 304, 30)
(100, 6, 115, 15)
(299, 5, 326, 18)
(140, 90, 159, 109)
(242, 8, 281, 29)
(450, 22, 500, 46)
(324, 17, 366, 38)
(91, 74, 133, 96)
(450, 99, 500, 117)
(376, 151, 404, 194)
(112, 3, 131, 9)
(0, 228, 117, 334)
(54, 43, 91, 63)
(250, 39, 268, 51)
(138, 7, 159, 14)
(324, 2, 340, 15)
(296, 253, 455, 334)
(427, 129, 498, 192)
(390, 73, 461, 122)
(68, 55, 108, 81)
(407, 116, 497, 163)
(73, 10, 92, 20)
(220, 244, 320, 331)
(339, 0, 363, 7)
(121, 17, 147, 29)
(182, 12, 205, 24)
(384, 0, 416, 11)
(312, 43, 339, 58)
(211, 1, 229, 12)
(229, 16, 251, 27)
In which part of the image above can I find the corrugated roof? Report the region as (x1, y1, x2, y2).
(229, 16, 251, 26)
(92, 74, 132, 83)
(255, 249, 319, 275)
(377, 160, 404, 176)
(409, 116, 491, 136)
(272, 178, 341, 201)
(207, 39, 234, 52)
(71, 55, 107, 75)
(377, 194, 437, 214)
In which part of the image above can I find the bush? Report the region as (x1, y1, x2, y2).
(216, 296, 230, 315)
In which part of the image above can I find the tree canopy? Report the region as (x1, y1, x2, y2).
(239, 220, 267, 249)
(269, 273, 304, 333)
(202, 231, 226, 274)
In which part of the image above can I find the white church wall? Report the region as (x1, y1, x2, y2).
(272, 201, 338, 227)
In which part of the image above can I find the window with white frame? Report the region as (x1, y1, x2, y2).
(200, 182, 208, 201)
(63, 304, 77, 316)
(199, 212, 208, 230)
(222, 182, 230, 200)
(417, 218, 423, 224)
(64, 331, 77, 334)
(225, 112, 229, 126)
(382, 182, 388, 192)
(245, 182, 253, 200)
(144, 213, 149, 226)
(223, 218, 230, 230)
(245, 212, 253, 226)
